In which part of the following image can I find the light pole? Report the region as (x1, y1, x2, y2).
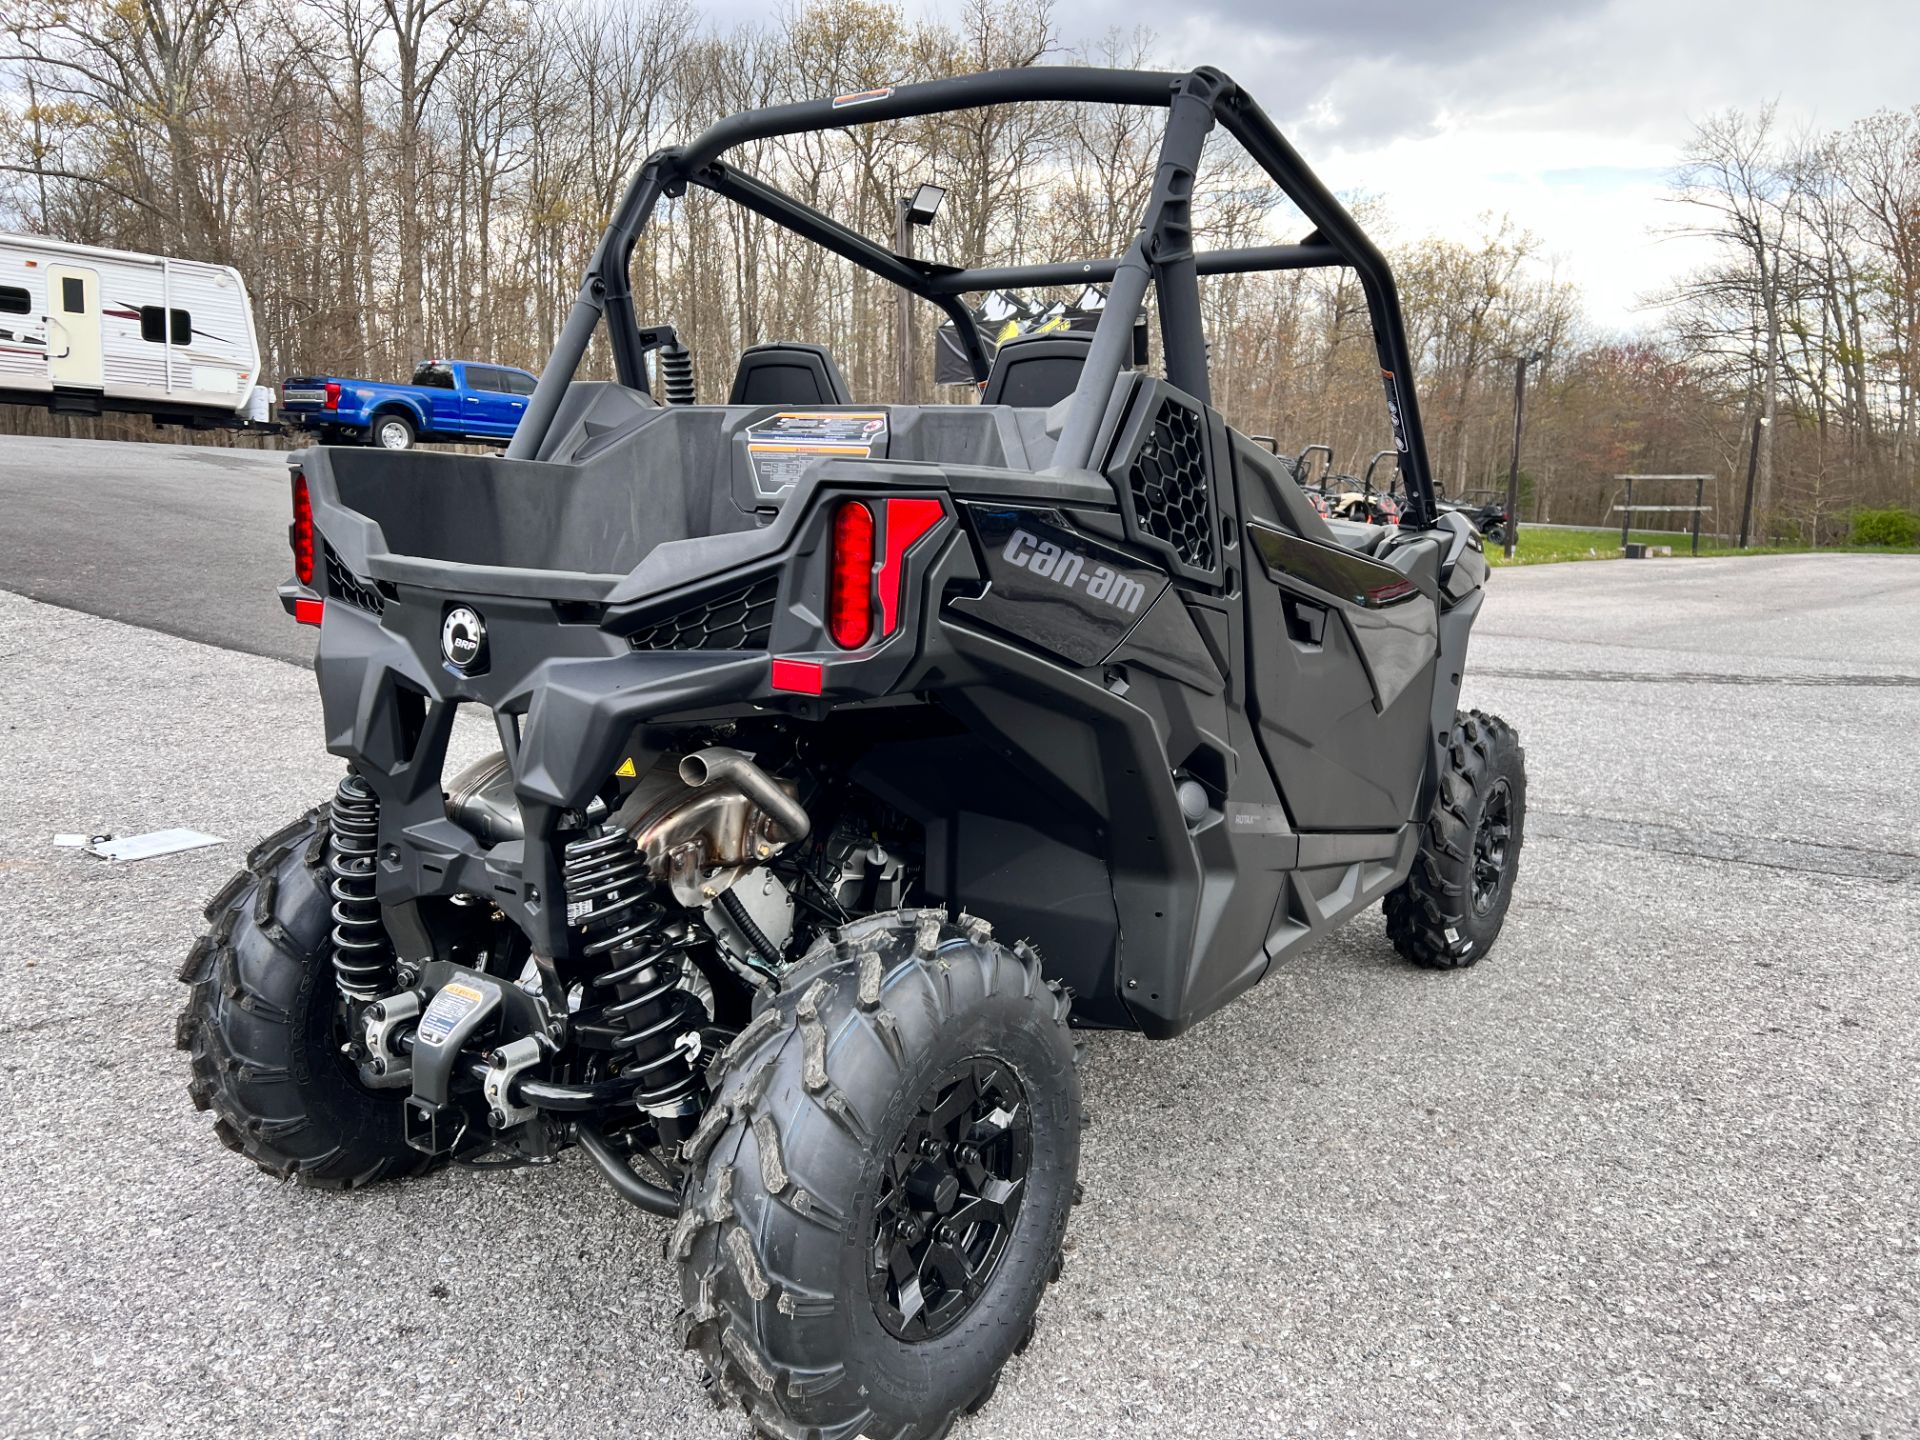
(1737, 413, 1770, 548)
(894, 183, 945, 404)
(1502, 352, 1543, 560)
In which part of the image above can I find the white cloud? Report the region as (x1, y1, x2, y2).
(1038, 0, 1919, 333)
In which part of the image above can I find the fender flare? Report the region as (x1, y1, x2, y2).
(365, 400, 428, 436)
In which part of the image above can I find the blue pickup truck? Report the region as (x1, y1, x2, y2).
(278, 359, 539, 450)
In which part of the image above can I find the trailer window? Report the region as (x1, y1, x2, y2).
(139, 306, 194, 345)
(62, 277, 85, 312)
(0, 285, 28, 314)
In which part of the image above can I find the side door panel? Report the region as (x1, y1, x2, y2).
(464, 365, 514, 436)
(47, 266, 103, 387)
(501, 369, 534, 435)
(408, 363, 464, 433)
(1231, 434, 1438, 831)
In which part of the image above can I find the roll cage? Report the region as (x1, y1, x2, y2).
(506, 65, 1441, 530)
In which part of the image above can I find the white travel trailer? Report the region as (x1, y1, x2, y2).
(0, 232, 271, 425)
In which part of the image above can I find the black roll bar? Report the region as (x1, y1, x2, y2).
(506, 64, 1439, 530)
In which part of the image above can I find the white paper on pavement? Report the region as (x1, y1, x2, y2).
(85, 829, 225, 862)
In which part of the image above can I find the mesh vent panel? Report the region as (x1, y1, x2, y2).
(325, 551, 385, 615)
(628, 575, 778, 652)
(1127, 398, 1215, 570)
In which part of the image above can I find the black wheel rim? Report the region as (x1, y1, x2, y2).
(1472, 778, 1513, 915)
(870, 1058, 1030, 1341)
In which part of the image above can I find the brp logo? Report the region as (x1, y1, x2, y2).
(441, 605, 487, 670)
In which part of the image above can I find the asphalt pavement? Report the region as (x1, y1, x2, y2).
(1, 436, 1917, 1439)
(0, 434, 309, 665)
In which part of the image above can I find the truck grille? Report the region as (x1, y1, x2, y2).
(628, 575, 778, 652)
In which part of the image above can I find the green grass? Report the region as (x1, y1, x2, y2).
(1487, 526, 1920, 566)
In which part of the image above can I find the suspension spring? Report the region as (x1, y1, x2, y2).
(328, 772, 397, 1002)
(562, 829, 704, 1118)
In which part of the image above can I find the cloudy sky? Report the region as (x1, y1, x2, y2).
(1112, 0, 1920, 332)
(733, 0, 1918, 335)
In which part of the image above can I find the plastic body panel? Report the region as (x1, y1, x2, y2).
(296, 368, 1486, 1039)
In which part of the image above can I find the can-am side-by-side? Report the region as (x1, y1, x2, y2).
(178, 65, 1525, 1440)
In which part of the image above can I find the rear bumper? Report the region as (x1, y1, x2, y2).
(297, 450, 974, 959)
(283, 410, 354, 431)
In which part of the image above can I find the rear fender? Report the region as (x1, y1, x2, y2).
(365, 396, 427, 432)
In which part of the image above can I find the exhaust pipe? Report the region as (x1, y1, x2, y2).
(678, 747, 809, 844)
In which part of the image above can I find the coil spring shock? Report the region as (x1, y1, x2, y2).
(328, 772, 397, 1002)
(562, 829, 704, 1118)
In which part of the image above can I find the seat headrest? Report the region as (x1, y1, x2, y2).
(729, 342, 853, 406)
(982, 331, 1094, 408)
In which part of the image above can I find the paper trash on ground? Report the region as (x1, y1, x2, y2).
(85, 829, 225, 862)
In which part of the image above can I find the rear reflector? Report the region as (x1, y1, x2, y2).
(828, 501, 875, 648)
(877, 498, 946, 636)
(770, 658, 823, 695)
(293, 597, 324, 626)
(290, 472, 315, 584)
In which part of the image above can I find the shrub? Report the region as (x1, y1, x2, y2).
(1849, 507, 1920, 547)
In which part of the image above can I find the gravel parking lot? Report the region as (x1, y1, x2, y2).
(2, 449, 1916, 1439)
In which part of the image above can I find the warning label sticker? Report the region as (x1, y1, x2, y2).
(745, 410, 888, 499)
(417, 980, 485, 1048)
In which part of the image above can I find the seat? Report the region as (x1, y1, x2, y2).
(1321, 517, 1392, 553)
(981, 331, 1093, 407)
(728, 342, 853, 406)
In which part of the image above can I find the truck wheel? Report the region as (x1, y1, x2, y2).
(175, 806, 428, 1188)
(370, 412, 415, 450)
(676, 910, 1080, 1440)
(1386, 710, 1526, 969)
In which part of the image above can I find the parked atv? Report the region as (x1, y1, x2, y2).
(1446, 490, 1511, 544)
(1323, 448, 1403, 526)
(179, 65, 1525, 1440)
(1285, 441, 1337, 517)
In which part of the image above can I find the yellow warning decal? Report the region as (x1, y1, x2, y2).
(614, 757, 637, 779)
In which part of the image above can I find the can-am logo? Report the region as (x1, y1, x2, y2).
(441, 606, 486, 669)
(1002, 529, 1147, 614)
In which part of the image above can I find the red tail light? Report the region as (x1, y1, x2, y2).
(828, 501, 875, 648)
(877, 498, 946, 636)
(323, 381, 341, 410)
(290, 471, 315, 584)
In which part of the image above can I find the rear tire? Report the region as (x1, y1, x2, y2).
(370, 411, 415, 450)
(1385, 710, 1526, 969)
(175, 807, 428, 1188)
(675, 910, 1080, 1440)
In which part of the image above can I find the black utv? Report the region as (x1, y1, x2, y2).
(179, 66, 1525, 1439)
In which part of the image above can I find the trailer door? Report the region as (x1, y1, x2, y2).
(47, 265, 104, 388)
